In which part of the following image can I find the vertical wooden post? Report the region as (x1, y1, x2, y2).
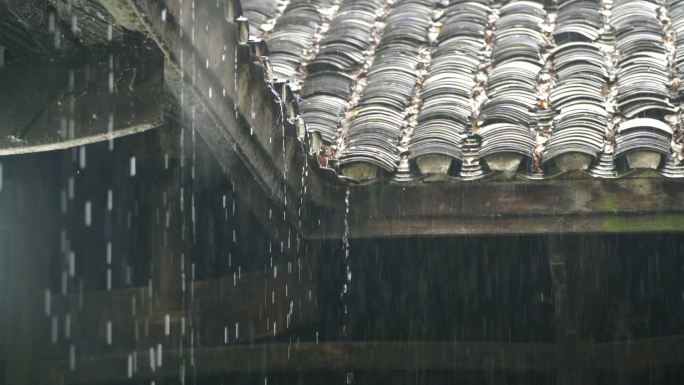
(548, 236, 595, 385)
(3, 153, 60, 385)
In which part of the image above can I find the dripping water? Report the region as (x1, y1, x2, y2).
(341, 187, 353, 383)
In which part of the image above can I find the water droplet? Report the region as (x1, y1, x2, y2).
(68, 177, 74, 200)
(69, 345, 76, 371)
(164, 314, 170, 336)
(71, 15, 79, 35)
(106, 321, 112, 345)
(84, 201, 92, 227)
(44, 288, 51, 316)
(108, 70, 115, 94)
(105, 245, 116, 271)
(130, 156, 136, 176)
(65, 313, 72, 339)
(48, 13, 55, 32)
(68, 251, 76, 277)
(156, 344, 163, 367)
(51, 316, 59, 344)
(127, 354, 133, 378)
(61, 271, 68, 295)
(149, 347, 156, 372)
(79, 146, 86, 169)
(53, 27, 61, 49)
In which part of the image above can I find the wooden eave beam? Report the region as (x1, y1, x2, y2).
(593, 334, 684, 369)
(44, 334, 684, 384)
(309, 177, 684, 239)
(93, 0, 315, 236)
(0, 35, 164, 155)
(44, 341, 559, 384)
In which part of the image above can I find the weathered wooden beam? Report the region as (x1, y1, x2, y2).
(1, 152, 61, 385)
(548, 237, 595, 385)
(47, 255, 318, 359)
(44, 341, 559, 383)
(45, 332, 684, 384)
(309, 177, 684, 238)
(310, 214, 684, 239)
(0, 35, 164, 155)
(49, 0, 129, 45)
(593, 335, 684, 369)
(95, 0, 313, 233)
(0, 0, 56, 62)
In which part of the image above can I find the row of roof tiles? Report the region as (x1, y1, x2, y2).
(241, 0, 684, 182)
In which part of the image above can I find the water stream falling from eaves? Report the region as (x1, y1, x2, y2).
(341, 187, 353, 383)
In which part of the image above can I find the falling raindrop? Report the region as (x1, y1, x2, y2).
(71, 15, 78, 35)
(106, 321, 112, 345)
(107, 189, 113, 211)
(130, 156, 136, 176)
(48, 12, 55, 32)
(68, 177, 74, 200)
(79, 146, 86, 169)
(69, 345, 76, 372)
(107, 114, 115, 151)
(44, 288, 51, 316)
(106, 242, 112, 265)
(68, 251, 76, 277)
(149, 347, 156, 372)
(156, 344, 163, 367)
(53, 26, 61, 48)
(84, 201, 92, 227)
(65, 313, 71, 339)
(127, 354, 133, 378)
(61, 271, 67, 295)
(51, 316, 59, 344)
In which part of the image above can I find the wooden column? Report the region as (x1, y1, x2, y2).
(2, 153, 61, 385)
(548, 236, 595, 385)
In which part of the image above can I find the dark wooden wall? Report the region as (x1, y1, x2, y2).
(0, 120, 317, 385)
